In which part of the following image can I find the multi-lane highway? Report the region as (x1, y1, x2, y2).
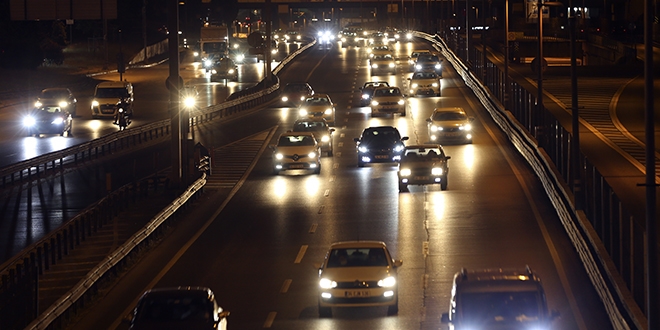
(54, 39, 617, 329)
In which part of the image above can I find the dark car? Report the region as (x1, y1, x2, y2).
(414, 54, 443, 76)
(34, 88, 77, 117)
(210, 58, 238, 82)
(127, 287, 229, 330)
(354, 126, 409, 167)
(292, 118, 335, 156)
(359, 81, 389, 106)
(280, 82, 314, 106)
(397, 144, 451, 192)
(23, 106, 73, 137)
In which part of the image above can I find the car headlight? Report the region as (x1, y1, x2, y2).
(275, 153, 284, 160)
(319, 278, 337, 289)
(431, 125, 443, 132)
(271, 49, 277, 54)
(204, 59, 213, 67)
(411, 83, 418, 88)
(435, 64, 442, 70)
(389, 63, 395, 68)
(432, 167, 444, 175)
(324, 108, 332, 115)
(378, 276, 396, 287)
(211, 69, 217, 74)
(91, 100, 99, 107)
(300, 96, 306, 101)
(341, 37, 347, 42)
(394, 145, 404, 152)
(51, 117, 64, 125)
(321, 135, 330, 142)
(34, 101, 42, 108)
(358, 146, 368, 153)
(362, 94, 369, 100)
(371, 63, 378, 68)
(23, 116, 36, 127)
(299, 109, 308, 116)
(193, 51, 199, 57)
(432, 82, 439, 87)
(400, 168, 411, 176)
(281, 96, 289, 102)
(464, 124, 472, 131)
(58, 101, 68, 108)
(308, 151, 317, 158)
(371, 100, 379, 106)
(228, 69, 235, 74)
(416, 64, 422, 70)
(397, 99, 405, 105)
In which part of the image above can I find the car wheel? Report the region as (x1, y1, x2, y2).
(398, 183, 408, 192)
(327, 149, 333, 157)
(358, 160, 365, 167)
(441, 177, 448, 190)
(273, 168, 280, 175)
(401, 109, 406, 116)
(319, 305, 332, 318)
(387, 302, 399, 315)
(314, 164, 321, 174)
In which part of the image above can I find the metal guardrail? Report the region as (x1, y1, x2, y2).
(418, 31, 644, 329)
(0, 38, 318, 330)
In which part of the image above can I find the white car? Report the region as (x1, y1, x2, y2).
(369, 54, 396, 76)
(426, 107, 474, 144)
(318, 241, 403, 317)
(270, 131, 321, 174)
(298, 93, 336, 125)
(370, 86, 406, 116)
(408, 71, 441, 96)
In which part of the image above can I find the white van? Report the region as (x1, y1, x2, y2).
(91, 81, 134, 119)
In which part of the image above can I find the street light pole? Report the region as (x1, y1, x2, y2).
(535, 1, 562, 139)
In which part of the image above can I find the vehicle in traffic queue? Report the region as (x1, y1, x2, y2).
(292, 118, 335, 156)
(408, 71, 441, 96)
(369, 53, 397, 76)
(414, 54, 443, 76)
(91, 81, 134, 119)
(34, 88, 77, 117)
(270, 131, 322, 174)
(408, 49, 432, 71)
(317, 241, 403, 317)
(354, 126, 409, 167)
(367, 44, 392, 58)
(126, 287, 229, 330)
(280, 82, 314, 107)
(298, 93, 336, 125)
(339, 31, 360, 47)
(370, 86, 407, 117)
(209, 57, 238, 82)
(426, 107, 474, 144)
(23, 106, 73, 137)
(359, 81, 390, 106)
(441, 267, 560, 330)
(397, 144, 451, 192)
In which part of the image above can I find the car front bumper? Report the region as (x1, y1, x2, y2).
(319, 287, 397, 307)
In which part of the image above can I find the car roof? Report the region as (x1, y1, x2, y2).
(280, 131, 315, 137)
(97, 81, 131, 88)
(453, 267, 543, 292)
(330, 241, 388, 249)
(405, 144, 444, 150)
(433, 107, 465, 113)
(373, 86, 400, 91)
(142, 286, 215, 300)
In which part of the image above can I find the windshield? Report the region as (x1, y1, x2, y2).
(278, 135, 315, 146)
(362, 128, 401, 142)
(432, 111, 467, 121)
(327, 248, 389, 267)
(95, 87, 129, 99)
(413, 72, 437, 79)
(135, 296, 213, 323)
(417, 55, 440, 62)
(459, 291, 542, 324)
(373, 55, 393, 61)
(303, 97, 330, 106)
(41, 90, 69, 99)
(293, 121, 326, 132)
(374, 88, 402, 97)
(403, 148, 443, 160)
(283, 84, 310, 93)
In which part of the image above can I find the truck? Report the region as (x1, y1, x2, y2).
(199, 24, 229, 64)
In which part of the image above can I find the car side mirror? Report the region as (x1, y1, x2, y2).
(269, 144, 276, 150)
(329, 128, 336, 133)
(469, 116, 475, 122)
(393, 259, 403, 267)
(426, 118, 432, 123)
(407, 77, 411, 80)
(401, 136, 409, 141)
(445, 156, 451, 160)
(441, 313, 450, 323)
(218, 310, 230, 319)
(353, 137, 360, 143)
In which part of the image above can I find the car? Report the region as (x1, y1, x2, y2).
(426, 107, 474, 144)
(339, 31, 360, 47)
(367, 44, 392, 58)
(370, 86, 407, 117)
(317, 241, 403, 317)
(298, 93, 336, 125)
(210, 57, 238, 82)
(359, 81, 390, 106)
(408, 49, 432, 70)
(126, 286, 229, 330)
(270, 131, 322, 174)
(284, 30, 303, 43)
(292, 118, 335, 156)
(397, 144, 451, 192)
(369, 53, 396, 76)
(91, 81, 134, 119)
(354, 126, 409, 167)
(441, 267, 560, 330)
(34, 88, 77, 117)
(23, 106, 73, 137)
(414, 53, 443, 76)
(407, 71, 441, 96)
(280, 82, 314, 106)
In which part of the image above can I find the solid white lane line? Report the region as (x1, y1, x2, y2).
(294, 245, 308, 264)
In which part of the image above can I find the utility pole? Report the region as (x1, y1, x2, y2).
(167, 0, 183, 187)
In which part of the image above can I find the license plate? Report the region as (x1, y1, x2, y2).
(345, 291, 370, 297)
(444, 132, 461, 137)
(375, 155, 389, 159)
(414, 176, 429, 180)
(289, 164, 304, 168)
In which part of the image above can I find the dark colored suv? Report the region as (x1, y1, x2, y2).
(280, 82, 314, 106)
(354, 126, 409, 167)
(414, 54, 443, 76)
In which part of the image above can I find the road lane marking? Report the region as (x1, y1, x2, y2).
(317, 205, 325, 214)
(280, 279, 292, 293)
(422, 241, 429, 257)
(309, 223, 318, 234)
(329, 175, 336, 182)
(294, 245, 308, 264)
(263, 312, 276, 328)
(324, 189, 330, 197)
(338, 142, 344, 147)
(340, 133, 345, 138)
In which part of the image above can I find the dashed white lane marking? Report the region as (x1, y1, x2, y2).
(294, 245, 308, 264)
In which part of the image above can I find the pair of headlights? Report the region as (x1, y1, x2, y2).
(319, 276, 396, 289)
(430, 124, 472, 132)
(275, 152, 317, 160)
(371, 99, 405, 106)
(399, 167, 444, 177)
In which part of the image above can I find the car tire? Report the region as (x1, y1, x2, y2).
(387, 302, 399, 315)
(441, 176, 448, 190)
(319, 305, 332, 318)
(273, 168, 280, 175)
(314, 164, 321, 174)
(398, 183, 408, 192)
(358, 160, 365, 167)
(327, 149, 333, 157)
(401, 109, 406, 116)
